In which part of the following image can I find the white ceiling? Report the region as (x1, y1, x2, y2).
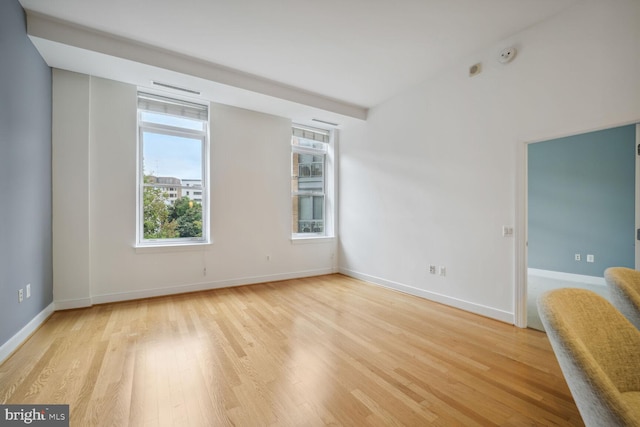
(20, 0, 580, 123)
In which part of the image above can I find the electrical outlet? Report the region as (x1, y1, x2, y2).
(587, 254, 594, 263)
(26, 284, 31, 298)
(438, 266, 446, 276)
(429, 265, 436, 274)
(18, 289, 23, 303)
(574, 254, 581, 261)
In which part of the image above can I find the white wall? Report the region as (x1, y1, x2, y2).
(52, 0, 640, 319)
(52, 69, 91, 306)
(338, 0, 640, 323)
(53, 71, 337, 308)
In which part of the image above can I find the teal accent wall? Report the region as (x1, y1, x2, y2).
(528, 125, 636, 277)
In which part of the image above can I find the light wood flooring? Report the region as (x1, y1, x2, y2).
(0, 274, 582, 426)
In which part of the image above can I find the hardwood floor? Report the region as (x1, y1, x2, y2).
(0, 274, 582, 426)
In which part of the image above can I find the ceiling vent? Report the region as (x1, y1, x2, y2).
(312, 118, 339, 127)
(151, 81, 201, 95)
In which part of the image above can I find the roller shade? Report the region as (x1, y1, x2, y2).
(292, 126, 330, 144)
(138, 92, 208, 120)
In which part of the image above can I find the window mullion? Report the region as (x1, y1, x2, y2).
(292, 146, 326, 156)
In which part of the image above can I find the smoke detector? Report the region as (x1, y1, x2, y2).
(498, 47, 517, 64)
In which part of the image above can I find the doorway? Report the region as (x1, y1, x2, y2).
(522, 124, 637, 330)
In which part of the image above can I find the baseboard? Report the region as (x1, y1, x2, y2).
(528, 268, 605, 286)
(89, 267, 338, 305)
(339, 268, 514, 324)
(55, 297, 93, 310)
(0, 302, 55, 365)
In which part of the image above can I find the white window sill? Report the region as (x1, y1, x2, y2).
(134, 241, 212, 254)
(290, 236, 335, 245)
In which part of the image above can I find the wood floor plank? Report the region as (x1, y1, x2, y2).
(0, 274, 583, 425)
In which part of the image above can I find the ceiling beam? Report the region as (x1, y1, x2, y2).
(25, 10, 368, 121)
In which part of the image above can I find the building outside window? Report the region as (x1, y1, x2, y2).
(137, 92, 209, 245)
(291, 125, 334, 238)
(181, 179, 203, 203)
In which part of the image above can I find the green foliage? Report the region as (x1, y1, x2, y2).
(170, 197, 203, 238)
(143, 185, 178, 239)
(142, 176, 203, 239)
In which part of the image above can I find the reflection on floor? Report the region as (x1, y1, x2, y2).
(527, 274, 609, 331)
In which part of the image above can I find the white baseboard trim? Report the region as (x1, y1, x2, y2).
(55, 297, 93, 310)
(0, 302, 55, 365)
(89, 268, 337, 305)
(340, 268, 514, 324)
(528, 268, 605, 286)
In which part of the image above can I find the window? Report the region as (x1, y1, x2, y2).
(291, 125, 333, 238)
(137, 92, 209, 245)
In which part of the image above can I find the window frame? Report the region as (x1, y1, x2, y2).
(136, 92, 210, 247)
(291, 125, 336, 240)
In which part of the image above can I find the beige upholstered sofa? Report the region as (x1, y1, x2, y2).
(537, 288, 640, 426)
(605, 267, 640, 330)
